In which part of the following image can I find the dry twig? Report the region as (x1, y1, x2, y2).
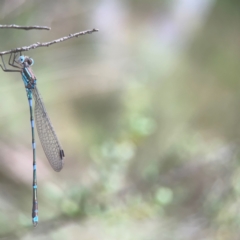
(0, 24, 51, 30)
(0, 28, 98, 55)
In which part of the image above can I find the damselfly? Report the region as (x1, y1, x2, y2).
(0, 53, 65, 226)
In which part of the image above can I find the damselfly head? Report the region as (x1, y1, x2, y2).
(17, 55, 34, 66)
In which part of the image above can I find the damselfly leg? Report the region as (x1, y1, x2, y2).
(9, 52, 21, 69)
(0, 53, 21, 72)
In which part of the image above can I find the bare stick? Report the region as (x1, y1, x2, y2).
(0, 28, 98, 55)
(0, 24, 51, 30)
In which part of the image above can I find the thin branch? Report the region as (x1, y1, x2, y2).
(0, 28, 99, 55)
(0, 24, 51, 30)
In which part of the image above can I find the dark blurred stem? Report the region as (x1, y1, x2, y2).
(0, 28, 99, 55)
(0, 24, 51, 30)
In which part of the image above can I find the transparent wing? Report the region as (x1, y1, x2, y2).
(32, 86, 64, 172)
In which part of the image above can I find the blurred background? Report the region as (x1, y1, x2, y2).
(0, 0, 239, 239)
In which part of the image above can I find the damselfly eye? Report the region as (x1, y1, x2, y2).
(28, 58, 34, 66)
(19, 56, 25, 63)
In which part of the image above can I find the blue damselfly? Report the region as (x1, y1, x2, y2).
(0, 53, 65, 226)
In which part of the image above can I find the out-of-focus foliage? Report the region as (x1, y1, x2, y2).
(0, 0, 240, 239)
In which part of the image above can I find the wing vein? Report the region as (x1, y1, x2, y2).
(32, 87, 64, 172)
